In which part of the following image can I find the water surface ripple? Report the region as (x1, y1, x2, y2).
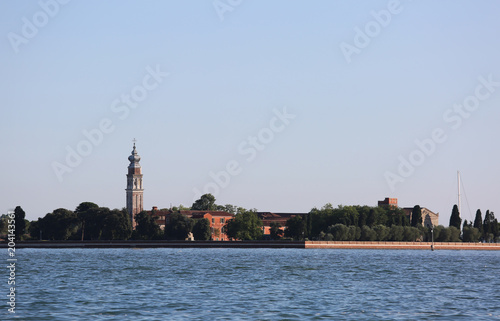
(6, 248, 500, 320)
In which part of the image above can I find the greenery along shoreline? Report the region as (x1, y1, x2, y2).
(2, 195, 499, 243)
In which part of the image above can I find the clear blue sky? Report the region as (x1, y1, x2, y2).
(2, 0, 499, 225)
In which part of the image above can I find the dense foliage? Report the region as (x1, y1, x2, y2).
(191, 194, 216, 211)
(132, 211, 162, 240)
(164, 212, 194, 240)
(302, 204, 416, 241)
(9, 197, 500, 243)
(269, 222, 283, 240)
(225, 210, 262, 240)
(192, 218, 211, 241)
(29, 204, 132, 241)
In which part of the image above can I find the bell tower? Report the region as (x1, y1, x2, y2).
(126, 139, 143, 228)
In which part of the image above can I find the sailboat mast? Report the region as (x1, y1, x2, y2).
(458, 171, 461, 216)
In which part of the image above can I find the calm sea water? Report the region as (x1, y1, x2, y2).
(4, 248, 500, 320)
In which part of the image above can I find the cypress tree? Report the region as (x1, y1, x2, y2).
(492, 218, 499, 239)
(411, 205, 422, 227)
(14, 206, 26, 241)
(473, 209, 483, 235)
(483, 210, 493, 242)
(449, 204, 462, 231)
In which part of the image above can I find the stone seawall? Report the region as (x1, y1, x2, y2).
(2, 241, 500, 250)
(1, 240, 304, 249)
(305, 241, 500, 250)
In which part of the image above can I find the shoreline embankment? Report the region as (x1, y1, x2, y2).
(2, 241, 500, 250)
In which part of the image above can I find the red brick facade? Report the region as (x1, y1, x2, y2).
(148, 208, 233, 241)
(258, 212, 308, 237)
(378, 198, 398, 208)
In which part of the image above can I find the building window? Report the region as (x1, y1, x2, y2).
(220, 218, 225, 224)
(212, 218, 215, 224)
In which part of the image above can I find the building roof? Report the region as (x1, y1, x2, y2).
(257, 212, 308, 225)
(147, 209, 234, 218)
(402, 207, 439, 215)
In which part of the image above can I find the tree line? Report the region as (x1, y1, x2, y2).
(278, 203, 499, 242)
(278, 204, 426, 242)
(2, 195, 499, 243)
(461, 209, 499, 243)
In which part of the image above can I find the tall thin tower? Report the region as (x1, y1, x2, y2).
(126, 140, 143, 228)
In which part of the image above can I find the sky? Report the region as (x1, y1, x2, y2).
(1, 0, 499, 225)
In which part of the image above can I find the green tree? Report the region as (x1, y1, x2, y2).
(101, 209, 132, 240)
(487, 212, 499, 241)
(366, 209, 376, 227)
(449, 205, 462, 231)
(434, 225, 448, 242)
(336, 206, 359, 226)
(448, 226, 461, 242)
(192, 218, 211, 241)
(75, 202, 99, 214)
(373, 225, 390, 241)
(270, 222, 284, 240)
(493, 218, 499, 239)
(14, 206, 26, 241)
(360, 225, 377, 241)
(164, 213, 194, 240)
(390, 225, 404, 241)
(473, 209, 483, 236)
(462, 226, 480, 242)
(0, 214, 8, 235)
(80, 207, 108, 240)
(75, 202, 99, 240)
(308, 205, 334, 238)
(39, 208, 78, 240)
(284, 215, 307, 240)
(133, 211, 162, 240)
(191, 194, 216, 211)
(411, 205, 422, 227)
(171, 204, 191, 211)
(403, 226, 421, 242)
(377, 208, 391, 226)
(328, 224, 350, 241)
(222, 204, 237, 214)
(483, 210, 494, 242)
(28, 219, 40, 240)
(357, 206, 369, 228)
(347, 225, 361, 241)
(225, 210, 263, 240)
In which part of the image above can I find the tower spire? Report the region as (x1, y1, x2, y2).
(126, 141, 143, 228)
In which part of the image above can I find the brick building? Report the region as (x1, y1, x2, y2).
(257, 212, 308, 237)
(403, 207, 439, 228)
(378, 197, 439, 227)
(148, 208, 234, 241)
(378, 198, 398, 208)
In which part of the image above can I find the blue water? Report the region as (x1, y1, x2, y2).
(5, 249, 500, 320)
